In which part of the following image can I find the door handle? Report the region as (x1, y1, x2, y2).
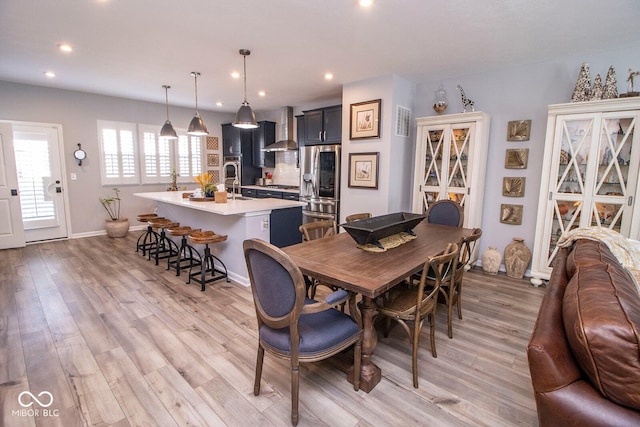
(11, 189, 18, 196)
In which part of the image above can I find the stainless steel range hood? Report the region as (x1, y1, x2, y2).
(263, 106, 297, 151)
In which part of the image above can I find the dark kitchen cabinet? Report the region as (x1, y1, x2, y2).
(256, 189, 283, 199)
(270, 207, 302, 248)
(221, 123, 261, 185)
(252, 121, 276, 168)
(303, 105, 342, 145)
(296, 114, 304, 168)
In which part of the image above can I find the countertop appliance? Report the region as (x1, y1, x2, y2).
(299, 144, 340, 224)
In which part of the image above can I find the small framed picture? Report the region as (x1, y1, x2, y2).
(502, 177, 526, 197)
(507, 120, 531, 141)
(500, 204, 523, 225)
(505, 148, 529, 169)
(348, 152, 379, 189)
(350, 99, 381, 140)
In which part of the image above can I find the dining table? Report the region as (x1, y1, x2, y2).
(282, 220, 473, 392)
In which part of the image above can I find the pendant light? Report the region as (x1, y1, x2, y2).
(233, 49, 258, 129)
(159, 85, 178, 139)
(188, 71, 209, 135)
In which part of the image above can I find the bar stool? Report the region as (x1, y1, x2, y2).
(187, 231, 229, 291)
(136, 213, 163, 256)
(147, 218, 180, 265)
(167, 226, 202, 277)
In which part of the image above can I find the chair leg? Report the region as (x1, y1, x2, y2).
(447, 285, 456, 339)
(353, 339, 361, 392)
(412, 319, 421, 389)
(457, 287, 463, 320)
(254, 346, 264, 396)
(291, 364, 300, 426)
(430, 308, 438, 359)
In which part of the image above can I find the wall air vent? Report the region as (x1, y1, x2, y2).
(396, 105, 411, 137)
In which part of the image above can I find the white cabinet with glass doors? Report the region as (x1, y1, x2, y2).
(412, 111, 490, 231)
(530, 98, 640, 285)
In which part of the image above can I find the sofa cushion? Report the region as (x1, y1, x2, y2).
(563, 241, 640, 410)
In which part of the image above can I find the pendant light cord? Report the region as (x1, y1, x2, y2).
(163, 85, 170, 120)
(191, 72, 200, 114)
(242, 54, 248, 103)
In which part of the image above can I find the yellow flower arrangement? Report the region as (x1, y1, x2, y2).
(192, 172, 217, 196)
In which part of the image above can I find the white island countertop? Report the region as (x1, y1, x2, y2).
(134, 191, 305, 216)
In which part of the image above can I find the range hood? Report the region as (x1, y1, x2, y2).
(263, 106, 297, 152)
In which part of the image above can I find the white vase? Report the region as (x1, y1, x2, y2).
(105, 218, 129, 238)
(482, 246, 501, 275)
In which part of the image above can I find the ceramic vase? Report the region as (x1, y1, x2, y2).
(105, 218, 130, 238)
(482, 246, 501, 275)
(504, 237, 531, 279)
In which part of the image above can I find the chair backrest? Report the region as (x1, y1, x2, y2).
(417, 242, 459, 303)
(345, 213, 372, 223)
(243, 239, 307, 330)
(427, 199, 464, 227)
(299, 219, 337, 242)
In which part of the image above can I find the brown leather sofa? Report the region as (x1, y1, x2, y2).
(527, 239, 640, 426)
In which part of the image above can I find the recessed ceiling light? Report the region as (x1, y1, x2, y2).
(258, 91, 266, 97)
(359, 0, 373, 7)
(58, 43, 72, 53)
(231, 71, 240, 79)
(216, 102, 223, 107)
(324, 73, 334, 80)
(45, 71, 56, 78)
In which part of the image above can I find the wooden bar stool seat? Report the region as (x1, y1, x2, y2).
(187, 231, 229, 291)
(148, 218, 180, 265)
(167, 226, 202, 277)
(135, 213, 163, 256)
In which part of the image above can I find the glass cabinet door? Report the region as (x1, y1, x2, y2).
(447, 124, 473, 206)
(419, 128, 446, 211)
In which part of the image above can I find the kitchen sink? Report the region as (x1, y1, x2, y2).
(232, 197, 254, 201)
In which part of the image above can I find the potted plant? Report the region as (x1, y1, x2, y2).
(99, 187, 130, 238)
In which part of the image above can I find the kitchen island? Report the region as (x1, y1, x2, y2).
(134, 191, 305, 286)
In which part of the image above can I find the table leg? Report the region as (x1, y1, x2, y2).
(348, 295, 381, 392)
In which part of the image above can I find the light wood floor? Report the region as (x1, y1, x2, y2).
(0, 233, 545, 426)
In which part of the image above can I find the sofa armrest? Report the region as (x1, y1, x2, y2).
(527, 247, 581, 392)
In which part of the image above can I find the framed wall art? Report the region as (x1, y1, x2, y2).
(500, 204, 523, 225)
(502, 177, 526, 197)
(505, 148, 529, 169)
(350, 99, 381, 140)
(348, 152, 379, 189)
(507, 120, 531, 141)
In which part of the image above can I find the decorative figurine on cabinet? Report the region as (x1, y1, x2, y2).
(457, 85, 475, 113)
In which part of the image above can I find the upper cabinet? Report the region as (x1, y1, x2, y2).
(252, 121, 276, 168)
(303, 105, 342, 145)
(222, 123, 251, 157)
(412, 111, 491, 231)
(530, 98, 640, 285)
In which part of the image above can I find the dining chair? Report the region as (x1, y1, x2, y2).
(243, 238, 362, 426)
(345, 212, 372, 223)
(376, 242, 458, 388)
(431, 228, 483, 338)
(299, 219, 337, 242)
(427, 199, 464, 227)
(299, 220, 339, 298)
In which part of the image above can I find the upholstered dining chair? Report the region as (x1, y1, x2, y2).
(427, 199, 464, 227)
(376, 242, 458, 388)
(299, 219, 339, 298)
(345, 212, 372, 223)
(243, 238, 362, 426)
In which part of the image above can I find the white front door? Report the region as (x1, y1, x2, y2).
(12, 123, 69, 242)
(0, 123, 26, 249)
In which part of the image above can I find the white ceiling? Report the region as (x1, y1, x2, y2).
(1, 0, 639, 113)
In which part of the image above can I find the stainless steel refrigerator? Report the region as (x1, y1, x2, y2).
(299, 144, 341, 224)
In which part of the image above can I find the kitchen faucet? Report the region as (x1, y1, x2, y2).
(222, 161, 240, 201)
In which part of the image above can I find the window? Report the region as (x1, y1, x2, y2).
(138, 124, 203, 184)
(98, 120, 139, 185)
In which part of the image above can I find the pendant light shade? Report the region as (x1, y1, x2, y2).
(233, 49, 258, 129)
(160, 85, 178, 139)
(188, 71, 209, 136)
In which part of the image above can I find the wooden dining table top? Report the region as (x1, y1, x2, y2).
(282, 221, 473, 299)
